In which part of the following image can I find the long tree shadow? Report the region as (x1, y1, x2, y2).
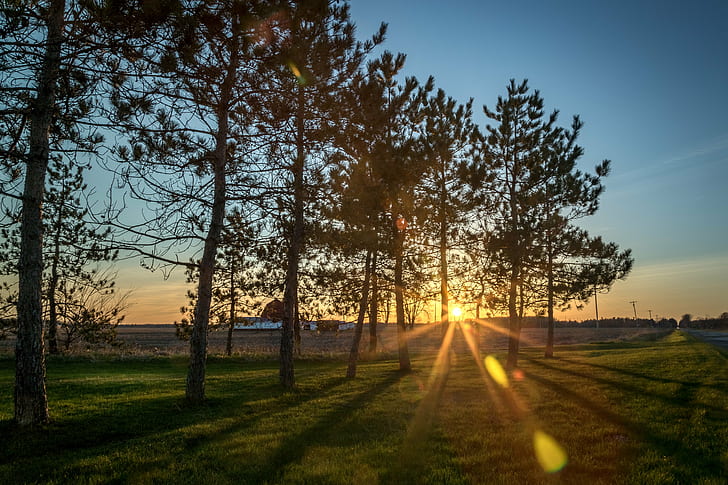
(521, 356, 727, 416)
(246, 370, 407, 483)
(0, 362, 351, 473)
(176, 370, 354, 448)
(80, 366, 433, 484)
(553, 355, 718, 386)
(523, 359, 727, 482)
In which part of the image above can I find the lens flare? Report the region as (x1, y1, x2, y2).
(287, 61, 306, 85)
(484, 355, 509, 388)
(533, 429, 568, 473)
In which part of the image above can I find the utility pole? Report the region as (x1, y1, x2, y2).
(629, 300, 638, 319)
(648, 309, 652, 320)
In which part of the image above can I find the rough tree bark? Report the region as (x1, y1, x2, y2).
(186, 134, 226, 404)
(46, 203, 63, 355)
(185, 31, 237, 402)
(280, 84, 306, 389)
(14, 0, 66, 426)
(544, 230, 555, 358)
(506, 159, 521, 370)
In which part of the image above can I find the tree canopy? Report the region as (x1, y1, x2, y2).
(1, 0, 633, 424)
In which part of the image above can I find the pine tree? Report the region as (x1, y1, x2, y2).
(327, 52, 402, 363)
(325, 59, 390, 376)
(0, 0, 65, 427)
(417, 87, 481, 337)
(1, 0, 116, 425)
(254, 0, 383, 388)
(480, 79, 562, 369)
(530, 116, 632, 357)
(40, 158, 121, 353)
(370, 52, 433, 371)
(107, 0, 268, 402)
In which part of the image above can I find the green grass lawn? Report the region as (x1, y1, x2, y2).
(1, 330, 726, 484)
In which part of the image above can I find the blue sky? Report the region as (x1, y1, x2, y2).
(344, 0, 728, 320)
(115, 1, 727, 323)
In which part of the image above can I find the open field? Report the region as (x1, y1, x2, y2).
(0, 323, 673, 357)
(1, 330, 726, 484)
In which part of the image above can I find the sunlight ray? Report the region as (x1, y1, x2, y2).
(403, 321, 458, 449)
(455, 321, 570, 474)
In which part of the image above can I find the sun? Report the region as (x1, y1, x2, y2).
(451, 306, 463, 318)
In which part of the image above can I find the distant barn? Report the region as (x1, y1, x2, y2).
(261, 299, 284, 322)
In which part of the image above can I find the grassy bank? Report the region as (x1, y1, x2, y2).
(1, 330, 726, 484)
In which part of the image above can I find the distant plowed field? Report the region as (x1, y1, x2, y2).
(1, 324, 669, 356)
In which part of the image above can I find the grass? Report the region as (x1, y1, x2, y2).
(0, 330, 726, 484)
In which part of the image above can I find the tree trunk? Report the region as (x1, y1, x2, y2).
(544, 248, 555, 358)
(439, 178, 449, 337)
(280, 84, 306, 389)
(506, 274, 521, 369)
(384, 295, 391, 324)
(226, 261, 236, 357)
(506, 174, 521, 369)
(186, 29, 237, 402)
(394, 218, 411, 371)
(368, 250, 378, 354)
(294, 301, 301, 356)
(47, 205, 63, 355)
(347, 251, 372, 378)
(186, 150, 226, 404)
(15, 0, 65, 426)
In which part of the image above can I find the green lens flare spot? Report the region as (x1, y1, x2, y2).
(533, 429, 568, 473)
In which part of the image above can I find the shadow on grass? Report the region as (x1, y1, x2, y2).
(0, 361, 356, 478)
(521, 352, 728, 482)
(2, 360, 424, 484)
(522, 354, 727, 417)
(242, 369, 407, 483)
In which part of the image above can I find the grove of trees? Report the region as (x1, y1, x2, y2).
(1, 0, 632, 426)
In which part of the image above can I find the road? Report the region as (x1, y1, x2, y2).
(682, 328, 728, 351)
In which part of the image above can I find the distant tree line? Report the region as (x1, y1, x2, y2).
(463, 316, 679, 329)
(1, 0, 633, 426)
(679, 313, 728, 330)
(557, 317, 677, 329)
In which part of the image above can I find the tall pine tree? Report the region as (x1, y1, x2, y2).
(480, 80, 562, 369)
(254, 0, 382, 387)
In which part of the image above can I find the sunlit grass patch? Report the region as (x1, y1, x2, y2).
(0, 330, 726, 484)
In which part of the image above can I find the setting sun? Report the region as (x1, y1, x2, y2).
(2, 1, 727, 482)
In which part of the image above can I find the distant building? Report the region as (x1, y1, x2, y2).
(261, 299, 284, 321)
(233, 317, 281, 330)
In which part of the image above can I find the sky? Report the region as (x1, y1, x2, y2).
(117, 0, 727, 323)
